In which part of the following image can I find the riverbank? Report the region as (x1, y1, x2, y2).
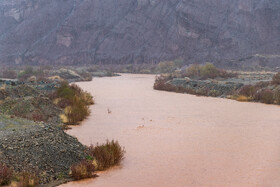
(0, 66, 120, 84)
(0, 73, 127, 186)
(154, 69, 280, 105)
(0, 118, 87, 185)
(0, 78, 94, 186)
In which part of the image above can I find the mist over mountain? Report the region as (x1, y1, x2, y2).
(0, 0, 279, 68)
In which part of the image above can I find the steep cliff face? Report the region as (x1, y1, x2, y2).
(0, 0, 279, 67)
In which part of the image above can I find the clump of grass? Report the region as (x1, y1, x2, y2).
(236, 95, 249, 102)
(16, 171, 39, 187)
(70, 160, 95, 180)
(88, 140, 125, 171)
(0, 163, 13, 186)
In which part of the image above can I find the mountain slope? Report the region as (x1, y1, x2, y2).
(0, 0, 279, 67)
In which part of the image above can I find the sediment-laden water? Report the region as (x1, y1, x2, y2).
(61, 74, 280, 187)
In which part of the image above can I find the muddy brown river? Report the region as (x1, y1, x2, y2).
(61, 74, 280, 187)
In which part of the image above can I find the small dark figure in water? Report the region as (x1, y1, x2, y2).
(108, 108, 112, 114)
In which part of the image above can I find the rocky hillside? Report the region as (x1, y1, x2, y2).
(0, 0, 279, 68)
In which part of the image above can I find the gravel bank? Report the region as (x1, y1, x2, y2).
(0, 123, 87, 185)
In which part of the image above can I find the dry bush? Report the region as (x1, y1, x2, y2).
(80, 91, 94, 105)
(272, 72, 280, 85)
(156, 61, 177, 73)
(57, 98, 72, 108)
(0, 163, 13, 186)
(185, 64, 201, 78)
(200, 63, 220, 79)
(185, 63, 235, 79)
(70, 160, 95, 180)
(153, 77, 175, 92)
(236, 95, 249, 102)
(88, 140, 125, 171)
(64, 96, 90, 125)
(238, 85, 257, 98)
(17, 171, 39, 187)
(256, 89, 274, 104)
(274, 89, 280, 105)
(153, 76, 179, 92)
(70, 84, 94, 104)
(79, 71, 93, 81)
(54, 83, 93, 125)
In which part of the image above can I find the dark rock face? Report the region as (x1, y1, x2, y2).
(0, 0, 279, 67)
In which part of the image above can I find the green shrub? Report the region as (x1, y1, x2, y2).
(56, 82, 75, 100)
(54, 83, 93, 125)
(200, 63, 219, 78)
(185, 64, 201, 78)
(65, 96, 90, 125)
(156, 61, 177, 73)
(88, 140, 125, 171)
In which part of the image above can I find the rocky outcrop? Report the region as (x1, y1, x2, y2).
(0, 0, 279, 68)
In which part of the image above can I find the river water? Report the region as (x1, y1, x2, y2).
(61, 74, 280, 187)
